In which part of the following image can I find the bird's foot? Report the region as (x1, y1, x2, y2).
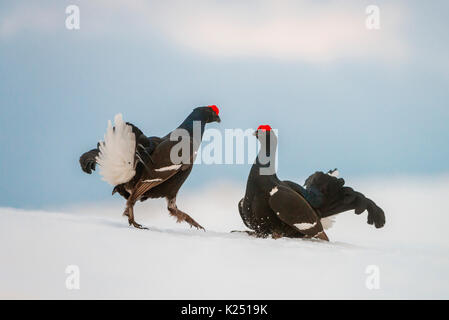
(271, 232, 283, 239)
(231, 230, 251, 234)
(184, 215, 205, 231)
(174, 209, 205, 231)
(313, 231, 329, 241)
(128, 219, 149, 230)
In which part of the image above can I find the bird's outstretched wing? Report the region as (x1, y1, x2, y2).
(304, 171, 385, 228)
(79, 145, 100, 174)
(268, 185, 329, 241)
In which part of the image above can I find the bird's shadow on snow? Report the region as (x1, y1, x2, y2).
(122, 222, 365, 251)
(46, 210, 367, 251)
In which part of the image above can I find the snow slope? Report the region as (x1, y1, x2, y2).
(1, 177, 449, 299)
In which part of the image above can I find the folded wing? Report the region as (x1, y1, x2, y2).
(123, 135, 197, 201)
(269, 185, 328, 240)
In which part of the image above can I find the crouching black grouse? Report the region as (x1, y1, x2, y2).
(79, 105, 221, 229)
(237, 125, 385, 241)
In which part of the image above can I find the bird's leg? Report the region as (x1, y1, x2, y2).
(313, 231, 329, 241)
(124, 195, 148, 230)
(167, 197, 205, 231)
(124, 181, 160, 229)
(271, 232, 283, 239)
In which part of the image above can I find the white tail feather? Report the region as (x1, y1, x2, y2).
(328, 169, 339, 177)
(96, 114, 136, 186)
(321, 216, 336, 230)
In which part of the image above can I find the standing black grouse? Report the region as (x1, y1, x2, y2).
(237, 125, 385, 241)
(79, 105, 221, 229)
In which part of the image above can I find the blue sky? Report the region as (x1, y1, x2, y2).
(0, 1, 448, 208)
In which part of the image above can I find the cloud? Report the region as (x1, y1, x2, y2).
(0, 5, 60, 37)
(142, 0, 407, 62)
(1, 0, 407, 62)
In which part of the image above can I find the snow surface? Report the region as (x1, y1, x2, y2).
(1, 176, 449, 299)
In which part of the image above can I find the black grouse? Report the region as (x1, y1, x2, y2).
(79, 105, 221, 229)
(237, 125, 385, 241)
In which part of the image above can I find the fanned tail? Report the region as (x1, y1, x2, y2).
(320, 216, 336, 230)
(96, 114, 136, 186)
(305, 169, 385, 228)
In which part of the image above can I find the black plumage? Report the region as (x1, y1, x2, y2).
(237, 126, 385, 241)
(302, 169, 385, 228)
(79, 106, 221, 229)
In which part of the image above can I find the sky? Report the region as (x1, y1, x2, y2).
(0, 0, 448, 208)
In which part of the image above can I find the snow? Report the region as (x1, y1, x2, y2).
(1, 177, 449, 299)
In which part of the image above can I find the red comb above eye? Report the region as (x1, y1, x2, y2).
(257, 125, 272, 131)
(208, 105, 219, 115)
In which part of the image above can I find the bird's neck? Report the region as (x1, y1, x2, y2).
(178, 111, 207, 138)
(252, 138, 277, 177)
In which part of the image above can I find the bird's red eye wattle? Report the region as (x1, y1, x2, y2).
(257, 125, 272, 131)
(208, 105, 219, 116)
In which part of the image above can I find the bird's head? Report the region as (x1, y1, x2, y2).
(194, 105, 221, 123)
(253, 125, 277, 141)
(254, 125, 277, 174)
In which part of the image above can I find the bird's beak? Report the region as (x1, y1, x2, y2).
(215, 115, 221, 123)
